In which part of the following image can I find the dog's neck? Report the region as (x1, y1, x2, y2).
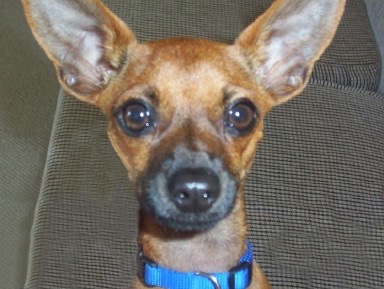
(138, 198, 248, 273)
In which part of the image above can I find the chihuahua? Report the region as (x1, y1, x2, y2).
(22, 0, 345, 288)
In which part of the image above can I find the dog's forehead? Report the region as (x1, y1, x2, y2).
(154, 61, 226, 100)
(141, 38, 253, 104)
(145, 37, 229, 65)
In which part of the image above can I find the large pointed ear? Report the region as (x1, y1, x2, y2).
(22, 0, 137, 105)
(235, 0, 346, 105)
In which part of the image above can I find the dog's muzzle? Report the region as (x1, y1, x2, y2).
(140, 147, 237, 232)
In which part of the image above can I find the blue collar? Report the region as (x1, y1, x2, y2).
(137, 241, 253, 289)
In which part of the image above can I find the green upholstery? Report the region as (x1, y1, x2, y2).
(0, 1, 59, 288)
(366, 0, 384, 93)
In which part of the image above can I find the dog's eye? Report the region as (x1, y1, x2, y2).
(224, 99, 257, 137)
(115, 100, 156, 137)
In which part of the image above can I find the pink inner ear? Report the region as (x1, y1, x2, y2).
(24, 0, 137, 101)
(246, 0, 345, 101)
(80, 30, 105, 69)
(258, 52, 308, 96)
(25, 0, 124, 96)
(58, 27, 115, 96)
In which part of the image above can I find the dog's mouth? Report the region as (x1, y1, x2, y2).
(139, 148, 238, 232)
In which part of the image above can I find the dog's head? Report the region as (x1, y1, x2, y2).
(22, 0, 345, 232)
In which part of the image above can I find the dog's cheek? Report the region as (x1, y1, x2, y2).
(225, 129, 263, 180)
(107, 122, 151, 182)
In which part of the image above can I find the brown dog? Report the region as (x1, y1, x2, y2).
(22, 0, 345, 288)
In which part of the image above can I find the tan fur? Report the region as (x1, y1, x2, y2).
(22, 0, 346, 288)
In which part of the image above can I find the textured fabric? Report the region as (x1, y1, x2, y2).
(104, 0, 381, 90)
(366, 0, 384, 93)
(24, 82, 384, 289)
(24, 91, 138, 289)
(0, 1, 60, 288)
(311, 0, 381, 91)
(245, 81, 384, 288)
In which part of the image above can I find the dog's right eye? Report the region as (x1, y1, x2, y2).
(224, 98, 258, 137)
(115, 100, 156, 137)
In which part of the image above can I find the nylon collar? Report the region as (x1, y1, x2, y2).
(137, 241, 253, 289)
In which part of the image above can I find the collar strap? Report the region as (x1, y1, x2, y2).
(137, 241, 253, 289)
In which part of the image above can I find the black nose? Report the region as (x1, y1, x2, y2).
(167, 168, 220, 213)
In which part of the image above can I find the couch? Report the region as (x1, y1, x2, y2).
(1, 0, 383, 288)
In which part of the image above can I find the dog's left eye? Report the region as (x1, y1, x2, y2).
(115, 100, 156, 137)
(224, 99, 258, 137)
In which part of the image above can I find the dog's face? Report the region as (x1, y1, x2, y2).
(107, 38, 269, 231)
(22, 0, 345, 232)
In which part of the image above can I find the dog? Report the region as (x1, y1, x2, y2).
(22, 0, 346, 288)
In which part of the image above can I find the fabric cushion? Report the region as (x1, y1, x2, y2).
(246, 81, 384, 288)
(24, 82, 384, 288)
(366, 0, 384, 93)
(107, 0, 381, 90)
(24, 90, 138, 289)
(0, 1, 59, 288)
(311, 0, 381, 91)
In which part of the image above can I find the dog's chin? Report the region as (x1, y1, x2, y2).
(140, 201, 235, 232)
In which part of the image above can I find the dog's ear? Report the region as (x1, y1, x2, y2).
(22, 0, 136, 105)
(235, 0, 346, 105)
